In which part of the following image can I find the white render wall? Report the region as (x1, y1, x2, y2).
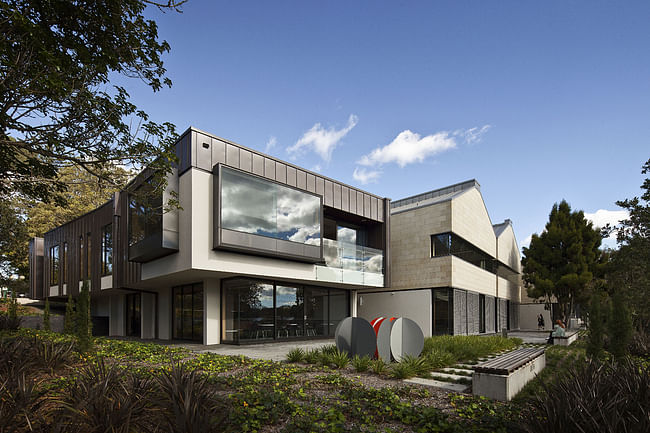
(109, 294, 125, 336)
(357, 289, 432, 337)
(141, 293, 156, 339)
(157, 287, 171, 340)
(496, 225, 521, 273)
(204, 278, 221, 345)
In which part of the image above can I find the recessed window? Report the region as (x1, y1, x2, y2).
(62, 242, 68, 284)
(128, 177, 163, 246)
(431, 232, 495, 273)
(49, 245, 60, 285)
(86, 232, 92, 278)
(102, 224, 113, 276)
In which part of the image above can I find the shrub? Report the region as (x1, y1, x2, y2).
(587, 291, 606, 360)
(608, 291, 633, 359)
(286, 347, 304, 363)
(320, 344, 338, 356)
(75, 281, 92, 352)
(389, 362, 416, 379)
(399, 354, 430, 377)
(32, 337, 75, 372)
(370, 359, 388, 375)
(0, 293, 21, 331)
(330, 349, 349, 369)
(423, 348, 456, 370)
(0, 373, 45, 433)
(351, 355, 371, 372)
(56, 358, 155, 433)
(155, 361, 224, 433)
(318, 351, 335, 368)
(629, 328, 650, 357)
(303, 349, 320, 364)
(519, 358, 650, 433)
(63, 292, 75, 334)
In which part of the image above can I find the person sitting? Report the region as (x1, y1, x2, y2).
(547, 320, 566, 344)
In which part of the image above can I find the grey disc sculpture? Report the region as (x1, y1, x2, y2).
(334, 317, 377, 358)
(376, 318, 395, 362)
(390, 317, 424, 362)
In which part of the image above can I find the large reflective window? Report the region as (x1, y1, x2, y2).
(329, 289, 348, 337)
(128, 178, 163, 246)
(433, 289, 451, 335)
(239, 282, 274, 341)
(172, 284, 203, 342)
(305, 287, 328, 337)
(221, 167, 321, 245)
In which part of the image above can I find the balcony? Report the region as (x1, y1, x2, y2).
(315, 238, 384, 286)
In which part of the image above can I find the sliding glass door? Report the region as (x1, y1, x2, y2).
(172, 283, 203, 342)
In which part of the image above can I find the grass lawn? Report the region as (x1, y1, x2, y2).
(1, 328, 646, 433)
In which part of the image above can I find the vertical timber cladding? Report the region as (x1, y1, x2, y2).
(467, 292, 479, 335)
(453, 289, 467, 335)
(485, 295, 495, 333)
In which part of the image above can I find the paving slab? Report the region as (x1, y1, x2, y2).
(441, 367, 473, 375)
(431, 372, 471, 382)
(197, 339, 336, 362)
(405, 377, 470, 392)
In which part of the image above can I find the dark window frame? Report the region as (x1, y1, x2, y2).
(172, 283, 203, 342)
(49, 244, 60, 286)
(128, 177, 163, 247)
(431, 232, 497, 274)
(101, 223, 113, 276)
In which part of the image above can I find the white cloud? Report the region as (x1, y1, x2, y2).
(287, 114, 358, 162)
(358, 129, 457, 168)
(459, 125, 491, 144)
(311, 164, 322, 173)
(264, 136, 277, 153)
(585, 209, 629, 246)
(352, 167, 381, 184)
(521, 234, 533, 250)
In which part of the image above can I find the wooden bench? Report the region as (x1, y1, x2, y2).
(553, 330, 578, 346)
(472, 347, 545, 401)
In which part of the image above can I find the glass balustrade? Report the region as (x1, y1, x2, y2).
(321, 238, 383, 274)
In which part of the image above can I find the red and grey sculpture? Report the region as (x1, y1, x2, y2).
(335, 316, 424, 361)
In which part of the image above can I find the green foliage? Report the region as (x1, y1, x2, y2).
(75, 281, 92, 352)
(329, 349, 349, 369)
(351, 355, 371, 372)
(0, 373, 45, 432)
(389, 361, 416, 379)
(63, 292, 75, 334)
(399, 354, 431, 377)
(422, 335, 521, 364)
(522, 200, 603, 321)
(303, 348, 320, 364)
(519, 358, 650, 433)
(286, 347, 305, 363)
(608, 291, 633, 358)
(370, 358, 388, 375)
(0, 0, 183, 205)
(587, 290, 606, 360)
(42, 297, 50, 331)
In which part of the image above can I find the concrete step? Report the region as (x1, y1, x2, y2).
(456, 364, 476, 370)
(440, 367, 473, 376)
(430, 372, 471, 382)
(404, 377, 470, 393)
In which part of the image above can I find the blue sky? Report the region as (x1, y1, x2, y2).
(123, 1, 649, 250)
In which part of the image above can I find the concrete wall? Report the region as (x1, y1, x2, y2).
(141, 293, 156, 339)
(157, 287, 172, 340)
(452, 257, 496, 296)
(109, 294, 125, 336)
(357, 289, 432, 337)
(496, 225, 521, 273)
(451, 189, 496, 258)
(204, 278, 221, 345)
(520, 303, 552, 331)
(20, 315, 64, 333)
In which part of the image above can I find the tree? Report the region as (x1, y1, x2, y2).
(606, 157, 650, 331)
(522, 200, 603, 323)
(1, 0, 184, 205)
(0, 165, 128, 290)
(608, 291, 633, 359)
(63, 292, 75, 335)
(43, 296, 50, 331)
(75, 280, 92, 352)
(586, 290, 605, 360)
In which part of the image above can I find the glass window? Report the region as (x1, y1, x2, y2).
(126, 293, 141, 337)
(239, 282, 274, 341)
(79, 235, 84, 279)
(220, 167, 321, 245)
(172, 284, 203, 342)
(102, 224, 113, 276)
(433, 289, 451, 335)
(128, 177, 163, 246)
(431, 232, 495, 273)
(50, 245, 59, 285)
(329, 289, 348, 337)
(86, 232, 91, 278)
(305, 287, 328, 337)
(276, 285, 303, 338)
(62, 242, 68, 284)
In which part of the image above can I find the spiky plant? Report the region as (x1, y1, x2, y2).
(63, 292, 75, 334)
(399, 354, 430, 377)
(286, 348, 305, 363)
(0, 373, 45, 433)
(370, 359, 388, 375)
(330, 350, 349, 369)
(351, 355, 371, 372)
(389, 362, 416, 379)
(303, 349, 320, 364)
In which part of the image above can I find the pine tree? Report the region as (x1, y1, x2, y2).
(75, 280, 93, 352)
(608, 291, 633, 359)
(64, 292, 75, 334)
(587, 291, 605, 360)
(43, 297, 51, 331)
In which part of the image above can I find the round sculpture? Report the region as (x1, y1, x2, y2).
(334, 317, 377, 358)
(389, 317, 424, 362)
(375, 317, 396, 361)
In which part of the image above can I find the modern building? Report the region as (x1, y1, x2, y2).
(356, 180, 522, 336)
(29, 127, 522, 344)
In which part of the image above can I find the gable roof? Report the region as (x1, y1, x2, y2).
(391, 179, 480, 214)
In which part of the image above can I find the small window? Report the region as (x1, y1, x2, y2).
(79, 235, 84, 278)
(102, 224, 113, 276)
(86, 232, 92, 278)
(50, 245, 60, 285)
(62, 242, 68, 284)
